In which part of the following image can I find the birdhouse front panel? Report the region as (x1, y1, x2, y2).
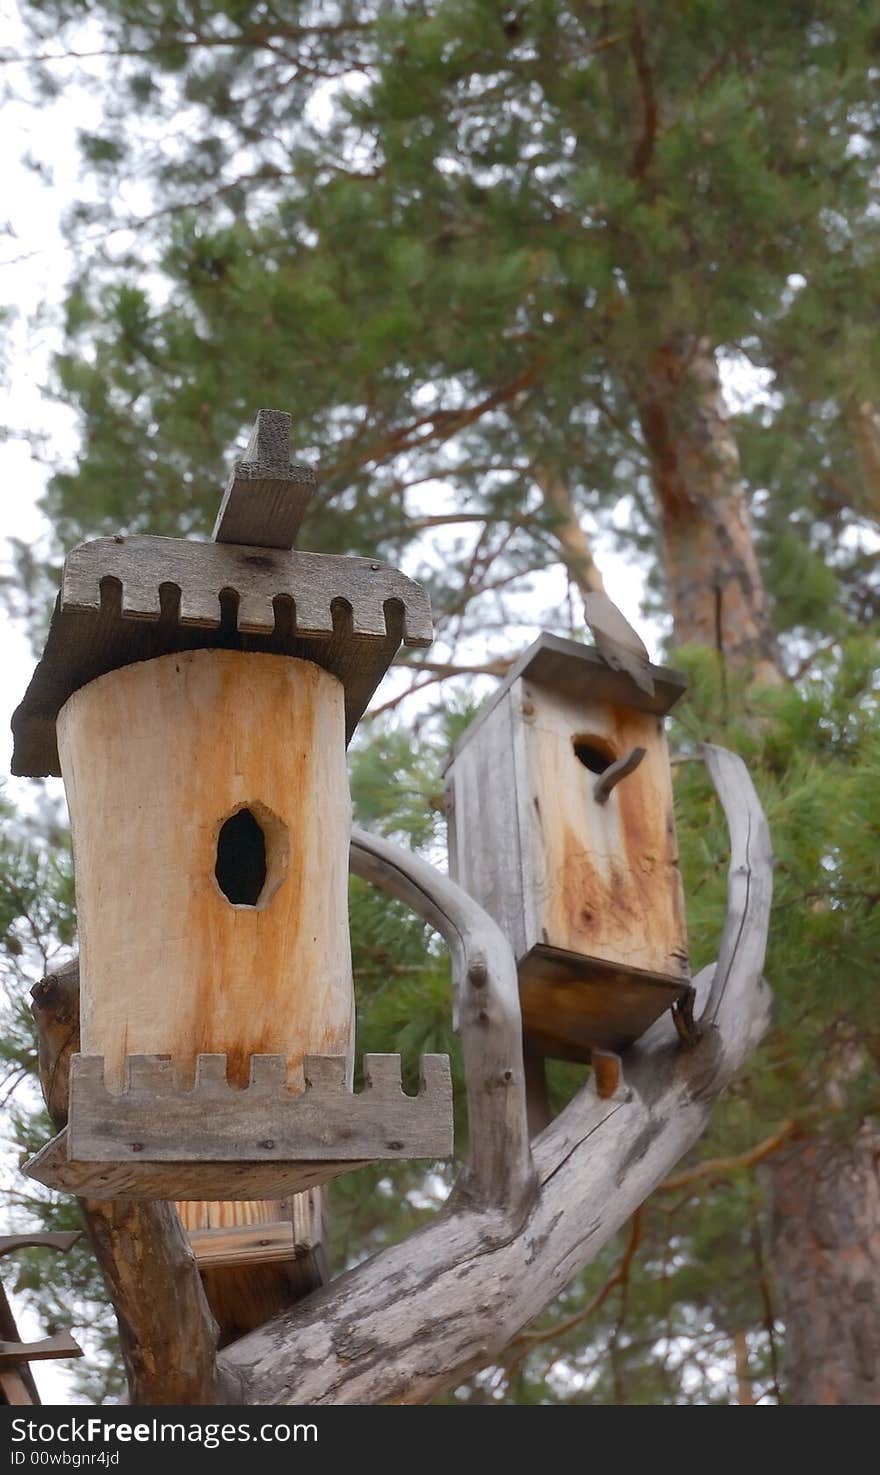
(446, 633, 690, 1061)
(58, 647, 355, 1092)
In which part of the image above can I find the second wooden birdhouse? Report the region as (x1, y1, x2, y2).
(445, 633, 691, 1061)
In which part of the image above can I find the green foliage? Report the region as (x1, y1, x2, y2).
(4, 0, 879, 1406)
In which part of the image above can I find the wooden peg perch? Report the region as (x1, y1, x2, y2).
(593, 745, 646, 804)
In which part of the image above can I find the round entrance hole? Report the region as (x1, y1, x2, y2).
(572, 735, 616, 776)
(214, 802, 289, 909)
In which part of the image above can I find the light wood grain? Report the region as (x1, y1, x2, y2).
(58, 649, 354, 1092)
(24, 746, 772, 1405)
(25, 1131, 368, 1200)
(177, 1192, 327, 1344)
(186, 1221, 297, 1270)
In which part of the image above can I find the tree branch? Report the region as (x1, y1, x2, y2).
(219, 750, 773, 1404)
(657, 1120, 796, 1194)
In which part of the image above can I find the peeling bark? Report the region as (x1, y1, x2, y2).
(636, 338, 782, 683)
(763, 1123, 880, 1405)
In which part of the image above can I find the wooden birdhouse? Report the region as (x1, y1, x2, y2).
(15, 410, 453, 1199)
(445, 632, 691, 1062)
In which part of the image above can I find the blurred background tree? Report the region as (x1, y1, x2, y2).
(2, 0, 878, 1404)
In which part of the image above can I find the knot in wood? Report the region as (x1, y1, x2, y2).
(468, 959, 488, 989)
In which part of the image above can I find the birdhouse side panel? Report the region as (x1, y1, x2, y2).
(518, 678, 689, 986)
(446, 691, 530, 960)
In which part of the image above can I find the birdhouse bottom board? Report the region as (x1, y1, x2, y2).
(516, 949, 686, 1061)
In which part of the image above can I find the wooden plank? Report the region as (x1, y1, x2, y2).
(59, 649, 354, 1095)
(187, 1222, 297, 1270)
(25, 1130, 369, 1200)
(445, 688, 528, 959)
(212, 409, 315, 550)
(12, 537, 432, 776)
(177, 1191, 328, 1342)
(65, 1051, 452, 1165)
(518, 950, 683, 1060)
(0, 1333, 83, 1367)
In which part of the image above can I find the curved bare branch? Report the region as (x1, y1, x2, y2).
(220, 745, 773, 1404)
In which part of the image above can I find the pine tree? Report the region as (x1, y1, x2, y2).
(5, 0, 879, 1403)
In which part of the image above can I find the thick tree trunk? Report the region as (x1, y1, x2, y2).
(845, 398, 880, 523)
(763, 1125, 880, 1404)
(637, 339, 877, 1407)
(636, 338, 782, 683)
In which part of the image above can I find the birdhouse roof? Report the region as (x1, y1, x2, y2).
(446, 632, 687, 767)
(11, 534, 432, 777)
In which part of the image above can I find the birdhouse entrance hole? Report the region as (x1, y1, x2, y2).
(572, 735, 615, 776)
(214, 802, 289, 910)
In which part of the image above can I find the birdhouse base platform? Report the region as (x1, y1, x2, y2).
(24, 1051, 453, 1200)
(518, 947, 689, 1062)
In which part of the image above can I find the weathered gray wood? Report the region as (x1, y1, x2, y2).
(60, 1051, 451, 1167)
(25, 1133, 367, 1201)
(212, 410, 315, 550)
(583, 589, 655, 698)
(701, 743, 775, 1044)
(350, 826, 534, 1211)
(12, 537, 433, 775)
(218, 750, 771, 1405)
(0, 1232, 82, 1257)
(444, 688, 529, 960)
(0, 1333, 83, 1367)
